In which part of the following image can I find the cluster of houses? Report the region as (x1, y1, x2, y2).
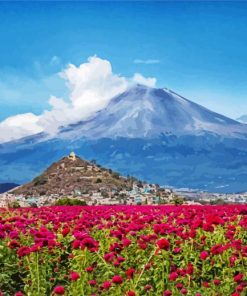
(0, 182, 179, 208)
(175, 189, 247, 204)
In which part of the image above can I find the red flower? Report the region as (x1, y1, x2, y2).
(126, 268, 135, 279)
(72, 239, 80, 249)
(213, 279, 221, 285)
(70, 271, 80, 281)
(15, 292, 24, 296)
(186, 263, 194, 275)
(101, 281, 112, 290)
(62, 227, 70, 237)
(176, 283, 183, 289)
(122, 238, 132, 247)
(85, 266, 94, 273)
(112, 275, 123, 284)
(202, 282, 210, 288)
(156, 238, 170, 250)
(127, 291, 136, 296)
(169, 272, 178, 281)
(163, 290, 172, 296)
(236, 285, 243, 292)
(88, 280, 97, 286)
(144, 285, 152, 291)
(17, 246, 31, 257)
(53, 286, 65, 295)
(8, 240, 20, 249)
(234, 274, 244, 283)
(200, 251, 208, 260)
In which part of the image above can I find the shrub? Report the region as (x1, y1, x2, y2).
(54, 198, 87, 206)
(95, 178, 102, 183)
(8, 200, 21, 208)
(33, 175, 48, 186)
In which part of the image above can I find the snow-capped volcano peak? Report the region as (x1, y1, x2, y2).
(59, 84, 246, 139)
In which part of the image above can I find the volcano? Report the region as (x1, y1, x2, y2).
(1, 84, 247, 193)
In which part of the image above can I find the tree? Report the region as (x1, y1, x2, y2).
(95, 178, 102, 183)
(8, 201, 21, 208)
(173, 197, 184, 205)
(33, 175, 48, 186)
(54, 198, 87, 206)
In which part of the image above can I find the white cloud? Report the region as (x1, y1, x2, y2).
(0, 56, 158, 143)
(134, 59, 160, 64)
(133, 73, 156, 87)
(0, 113, 42, 143)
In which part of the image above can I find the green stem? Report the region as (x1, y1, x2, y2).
(134, 248, 156, 288)
(36, 252, 40, 296)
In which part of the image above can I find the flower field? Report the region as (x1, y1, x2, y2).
(0, 205, 247, 296)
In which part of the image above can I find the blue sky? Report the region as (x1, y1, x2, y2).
(0, 1, 247, 121)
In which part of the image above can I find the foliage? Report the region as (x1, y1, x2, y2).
(8, 200, 21, 208)
(33, 175, 48, 186)
(172, 197, 184, 205)
(95, 178, 102, 183)
(54, 198, 87, 206)
(0, 205, 247, 295)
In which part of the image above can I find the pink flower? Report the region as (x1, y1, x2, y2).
(101, 281, 112, 290)
(112, 275, 123, 284)
(169, 272, 178, 281)
(88, 280, 97, 286)
(122, 238, 132, 247)
(200, 251, 208, 260)
(15, 292, 24, 296)
(85, 266, 94, 273)
(53, 286, 65, 295)
(163, 290, 172, 296)
(70, 271, 80, 281)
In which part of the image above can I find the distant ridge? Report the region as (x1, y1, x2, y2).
(0, 183, 19, 194)
(237, 115, 247, 124)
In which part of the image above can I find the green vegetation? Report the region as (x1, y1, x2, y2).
(54, 198, 87, 206)
(33, 175, 48, 186)
(95, 178, 102, 183)
(172, 197, 185, 205)
(8, 200, 21, 208)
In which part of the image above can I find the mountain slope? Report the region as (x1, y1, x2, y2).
(12, 153, 135, 196)
(59, 85, 247, 139)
